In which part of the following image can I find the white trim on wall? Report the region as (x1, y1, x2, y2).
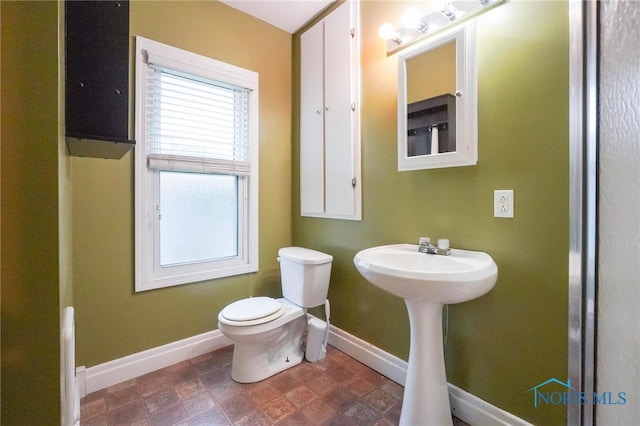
(448, 386, 534, 426)
(78, 322, 532, 425)
(327, 321, 408, 385)
(79, 330, 232, 396)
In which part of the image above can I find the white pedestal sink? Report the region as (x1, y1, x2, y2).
(354, 243, 498, 426)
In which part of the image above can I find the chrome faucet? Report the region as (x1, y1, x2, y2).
(418, 237, 437, 254)
(418, 237, 451, 256)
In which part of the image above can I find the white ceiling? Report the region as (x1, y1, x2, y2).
(220, 0, 335, 34)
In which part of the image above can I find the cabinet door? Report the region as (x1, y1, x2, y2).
(299, 0, 361, 220)
(65, 0, 135, 159)
(323, 2, 356, 217)
(300, 22, 325, 216)
(66, 1, 129, 140)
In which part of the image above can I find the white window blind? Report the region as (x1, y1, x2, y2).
(146, 64, 251, 175)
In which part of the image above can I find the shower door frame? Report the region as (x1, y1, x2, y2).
(568, 0, 598, 425)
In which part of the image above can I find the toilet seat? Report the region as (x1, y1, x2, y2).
(219, 297, 286, 326)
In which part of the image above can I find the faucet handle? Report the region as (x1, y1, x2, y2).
(418, 237, 431, 253)
(437, 239, 449, 250)
(436, 238, 452, 256)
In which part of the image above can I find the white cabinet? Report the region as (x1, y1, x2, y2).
(300, 0, 361, 220)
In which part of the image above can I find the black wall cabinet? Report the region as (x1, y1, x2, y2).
(65, 0, 135, 159)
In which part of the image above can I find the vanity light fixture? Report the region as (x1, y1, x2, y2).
(379, 0, 503, 53)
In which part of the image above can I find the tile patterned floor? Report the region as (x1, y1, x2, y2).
(80, 345, 469, 426)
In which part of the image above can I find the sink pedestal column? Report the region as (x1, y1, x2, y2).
(400, 300, 452, 426)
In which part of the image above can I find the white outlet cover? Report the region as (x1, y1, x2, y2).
(494, 190, 514, 218)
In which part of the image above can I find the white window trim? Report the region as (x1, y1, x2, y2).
(134, 36, 259, 292)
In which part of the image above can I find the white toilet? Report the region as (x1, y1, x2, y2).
(218, 247, 333, 383)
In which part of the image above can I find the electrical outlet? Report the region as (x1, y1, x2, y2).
(494, 190, 514, 218)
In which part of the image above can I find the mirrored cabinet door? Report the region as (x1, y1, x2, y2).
(397, 22, 478, 171)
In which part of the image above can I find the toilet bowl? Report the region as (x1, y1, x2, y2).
(218, 247, 333, 383)
(218, 298, 307, 383)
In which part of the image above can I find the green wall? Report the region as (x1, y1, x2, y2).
(0, 0, 569, 424)
(406, 41, 456, 103)
(292, 1, 569, 424)
(72, 1, 293, 367)
(1, 1, 62, 423)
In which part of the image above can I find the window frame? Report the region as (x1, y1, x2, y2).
(134, 36, 259, 292)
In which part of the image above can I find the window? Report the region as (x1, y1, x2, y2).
(134, 37, 258, 292)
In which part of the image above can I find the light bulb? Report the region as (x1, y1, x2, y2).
(378, 23, 403, 44)
(378, 23, 395, 40)
(402, 8, 428, 32)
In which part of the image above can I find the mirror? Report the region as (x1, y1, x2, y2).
(397, 22, 477, 171)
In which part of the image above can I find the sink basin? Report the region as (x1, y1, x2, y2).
(354, 243, 497, 304)
(354, 243, 498, 426)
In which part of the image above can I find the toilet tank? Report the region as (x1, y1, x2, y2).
(278, 247, 333, 308)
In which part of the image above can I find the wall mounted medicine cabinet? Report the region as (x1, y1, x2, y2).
(397, 22, 477, 171)
(65, 0, 135, 159)
(300, 0, 361, 220)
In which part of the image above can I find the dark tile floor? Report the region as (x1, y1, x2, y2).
(80, 344, 469, 426)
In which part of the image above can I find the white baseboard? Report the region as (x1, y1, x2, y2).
(327, 322, 408, 386)
(326, 322, 533, 426)
(79, 330, 232, 396)
(78, 321, 531, 426)
(448, 385, 534, 426)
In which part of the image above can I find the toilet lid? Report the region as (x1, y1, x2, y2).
(220, 297, 284, 324)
